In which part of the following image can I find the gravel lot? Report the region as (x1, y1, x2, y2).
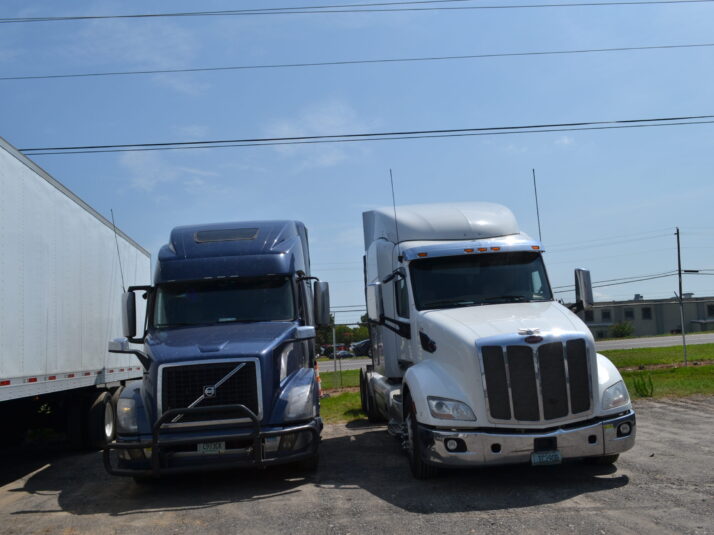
(1, 397, 712, 535)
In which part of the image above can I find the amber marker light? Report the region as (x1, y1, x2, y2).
(417, 252, 428, 257)
(477, 247, 488, 252)
(464, 248, 474, 253)
(490, 247, 501, 251)
(532, 245, 541, 250)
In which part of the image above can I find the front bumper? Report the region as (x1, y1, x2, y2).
(103, 404, 320, 477)
(418, 410, 635, 467)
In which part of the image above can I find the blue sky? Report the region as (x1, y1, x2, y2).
(2, 0, 714, 324)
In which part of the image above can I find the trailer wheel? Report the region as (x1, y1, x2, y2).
(585, 454, 619, 466)
(88, 391, 116, 449)
(405, 398, 438, 479)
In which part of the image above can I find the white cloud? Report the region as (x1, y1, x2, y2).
(555, 136, 575, 146)
(175, 125, 210, 139)
(119, 152, 219, 192)
(265, 99, 376, 171)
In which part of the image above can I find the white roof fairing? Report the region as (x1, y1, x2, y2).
(362, 202, 520, 249)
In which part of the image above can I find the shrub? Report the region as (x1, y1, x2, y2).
(611, 321, 634, 338)
(632, 373, 654, 397)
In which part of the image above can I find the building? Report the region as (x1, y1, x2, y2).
(581, 294, 714, 339)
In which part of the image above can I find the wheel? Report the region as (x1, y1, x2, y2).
(585, 454, 619, 466)
(364, 377, 384, 423)
(404, 398, 438, 479)
(88, 391, 116, 449)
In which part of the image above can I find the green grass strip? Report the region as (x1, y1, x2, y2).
(600, 343, 714, 368)
(622, 364, 714, 399)
(320, 392, 365, 424)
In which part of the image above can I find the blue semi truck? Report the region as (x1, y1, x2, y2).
(103, 220, 330, 479)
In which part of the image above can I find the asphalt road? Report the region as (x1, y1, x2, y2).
(1, 397, 712, 535)
(595, 332, 714, 351)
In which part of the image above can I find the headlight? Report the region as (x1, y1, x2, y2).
(427, 397, 476, 421)
(601, 381, 630, 410)
(117, 398, 138, 433)
(284, 383, 316, 422)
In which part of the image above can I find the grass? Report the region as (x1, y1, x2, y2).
(318, 369, 360, 390)
(622, 365, 714, 399)
(319, 392, 365, 424)
(600, 343, 714, 368)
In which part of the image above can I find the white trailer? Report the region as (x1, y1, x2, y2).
(0, 137, 150, 447)
(361, 202, 636, 478)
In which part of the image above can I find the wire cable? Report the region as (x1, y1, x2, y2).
(18, 114, 714, 155)
(2, 0, 712, 23)
(4, 42, 713, 82)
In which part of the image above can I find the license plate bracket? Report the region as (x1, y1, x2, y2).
(531, 450, 562, 466)
(197, 441, 226, 455)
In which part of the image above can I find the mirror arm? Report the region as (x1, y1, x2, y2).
(108, 347, 151, 370)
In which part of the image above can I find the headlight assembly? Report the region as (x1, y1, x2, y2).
(116, 398, 138, 433)
(427, 397, 476, 421)
(601, 380, 630, 410)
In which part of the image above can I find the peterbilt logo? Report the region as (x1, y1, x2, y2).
(518, 328, 541, 335)
(203, 385, 217, 398)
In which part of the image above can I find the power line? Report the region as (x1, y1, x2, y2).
(18, 114, 714, 155)
(4, 42, 714, 82)
(553, 272, 677, 293)
(552, 270, 677, 289)
(2, 0, 711, 23)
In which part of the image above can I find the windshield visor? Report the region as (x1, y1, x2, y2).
(153, 276, 295, 328)
(410, 252, 552, 311)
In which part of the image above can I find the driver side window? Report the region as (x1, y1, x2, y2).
(395, 277, 410, 319)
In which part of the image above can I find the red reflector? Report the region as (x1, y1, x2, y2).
(119, 368, 125, 372)
(28, 377, 38, 383)
(48, 375, 57, 380)
(525, 335, 543, 344)
(0, 380, 10, 386)
(84, 372, 91, 376)
(67, 373, 75, 378)
(109, 370, 114, 373)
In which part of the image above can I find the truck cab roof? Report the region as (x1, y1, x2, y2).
(155, 220, 311, 283)
(363, 202, 520, 249)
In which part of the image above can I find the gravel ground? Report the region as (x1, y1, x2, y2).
(1, 397, 712, 535)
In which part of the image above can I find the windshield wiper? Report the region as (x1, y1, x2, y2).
(423, 299, 483, 310)
(484, 295, 530, 303)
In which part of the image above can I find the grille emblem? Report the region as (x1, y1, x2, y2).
(518, 328, 541, 335)
(203, 385, 217, 398)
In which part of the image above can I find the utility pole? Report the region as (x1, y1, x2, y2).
(676, 227, 688, 365)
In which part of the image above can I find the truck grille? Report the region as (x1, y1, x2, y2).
(480, 339, 591, 423)
(160, 360, 260, 422)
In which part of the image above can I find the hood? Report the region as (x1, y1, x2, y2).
(420, 301, 588, 341)
(145, 321, 297, 364)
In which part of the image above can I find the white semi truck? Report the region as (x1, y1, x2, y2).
(0, 137, 149, 448)
(360, 202, 635, 478)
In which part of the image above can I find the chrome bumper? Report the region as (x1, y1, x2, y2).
(418, 410, 635, 467)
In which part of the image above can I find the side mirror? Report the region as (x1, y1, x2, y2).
(366, 282, 383, 322)
(574, 268, 594, 312)
(108, 337, 131, 353)
(296, 326, 316, 340)
(122, 291, 137, 339)
(313, 281, 330, 327)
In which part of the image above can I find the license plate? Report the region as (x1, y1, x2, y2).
(531, 450, 562, 466)
(197, 441, 225, 455)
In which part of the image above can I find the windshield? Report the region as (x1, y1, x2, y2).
(409, 251, 552, 311)
(152, 276, 295, 328)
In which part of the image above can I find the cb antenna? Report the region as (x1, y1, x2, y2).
(110, 208, 126, 292)
(389, 169, 402, 261)
(532, 168, 543, 243)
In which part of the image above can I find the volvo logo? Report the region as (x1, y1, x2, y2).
(203, 385, 217, 398)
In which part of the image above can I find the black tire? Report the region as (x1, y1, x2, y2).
(405, 399, 438, 479)
(88, 391, 116, 449)
(585, 454, 619, 466)
(364, 379, 384, 423)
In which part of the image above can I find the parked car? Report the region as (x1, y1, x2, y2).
(352, 339, 372, 357)
(334, 350, 355, 359)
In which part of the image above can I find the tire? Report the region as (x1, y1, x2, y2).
(88, 391, 116, 449)
(404, 398, 438, 479)
(585, 454, 619, 466)
(364, 378, 384, 423)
